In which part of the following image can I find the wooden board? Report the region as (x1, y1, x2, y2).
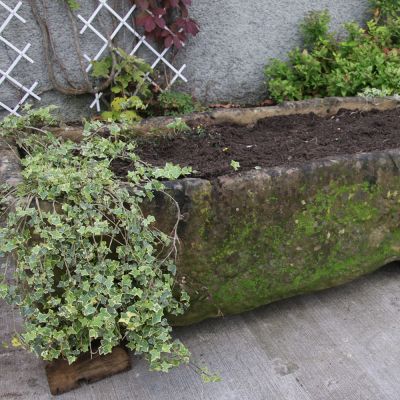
(45, 346, 131, 395)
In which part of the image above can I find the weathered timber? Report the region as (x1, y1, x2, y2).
(45, 346, 131, 395)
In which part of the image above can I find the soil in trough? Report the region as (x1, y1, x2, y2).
(115, 107, 400, 179)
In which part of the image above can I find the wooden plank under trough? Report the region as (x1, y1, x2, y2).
(45, 346, 131, 396)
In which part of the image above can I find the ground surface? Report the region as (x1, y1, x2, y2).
(129, 108, 400, 178)
(1, 263, 400, 399)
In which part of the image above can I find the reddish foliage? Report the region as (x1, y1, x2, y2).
(259, 99, 276, 107)
(133, 0, 199, 48)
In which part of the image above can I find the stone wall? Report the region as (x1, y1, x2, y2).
(0, 0, 369, 121)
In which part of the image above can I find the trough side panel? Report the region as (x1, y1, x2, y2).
(164, 151, 400, 325)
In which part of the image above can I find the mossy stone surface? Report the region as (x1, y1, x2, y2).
(3, 104, 400, 327)
(149, 150, 400, 325)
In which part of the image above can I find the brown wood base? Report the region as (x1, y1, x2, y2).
(45, 346, 131, 395)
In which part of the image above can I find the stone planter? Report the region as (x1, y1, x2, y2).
(2, 97, 400, 328)
(145, 96, 400, 325)
(157, 150, 400, 326)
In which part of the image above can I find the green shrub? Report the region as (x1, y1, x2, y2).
(265, 1, 400, 102)
(91, 52, 202, 121)
(371, 0, 400, 19)
(158, 91, 197, 116)
(300, 10, 332, 49)
(91, 49, 152, 123)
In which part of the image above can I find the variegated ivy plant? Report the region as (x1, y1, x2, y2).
(0, 106, 192, 371)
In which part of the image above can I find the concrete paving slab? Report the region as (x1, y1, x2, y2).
(1, 263, 400, 400)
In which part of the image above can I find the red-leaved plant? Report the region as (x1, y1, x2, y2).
(134, 0, 199, 48)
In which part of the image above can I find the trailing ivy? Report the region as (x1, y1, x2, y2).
(0, 107, 192, 371)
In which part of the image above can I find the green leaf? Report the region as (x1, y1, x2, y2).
(91, 57, 112, 78)
(83, 305, 96, 316)
(66, 0, 80, 10)
(230, 160, 240, 171)
(0, 284, 8, 299)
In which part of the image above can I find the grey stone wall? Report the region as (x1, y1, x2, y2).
(0, 0, 369, 121)
(0, 0, 135, 121)
(181, 0, 370, 104)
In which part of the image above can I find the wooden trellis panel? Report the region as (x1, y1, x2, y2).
(0, 1, 40, 116)
(77, 0, 188, 112)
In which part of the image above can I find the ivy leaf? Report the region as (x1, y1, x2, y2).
(83, 304, 96, 316)
(0, 283, 8, 299)
(11, 336, 22, 348)
(230, 160, 240, 171)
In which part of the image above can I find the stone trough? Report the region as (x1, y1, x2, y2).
(2, 97, 400, 327)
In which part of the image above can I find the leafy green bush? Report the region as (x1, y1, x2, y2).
(92, 51, 202, 121)
(0, 107, 192, 371)
(372, 0, 400, 19)
(300, 10, 332, 50)
(92, 49, 152, 123)
(265, 1, 400, 102)
(158, 91, 197, 116)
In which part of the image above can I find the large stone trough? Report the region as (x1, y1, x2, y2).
(2, 97, 400, 326)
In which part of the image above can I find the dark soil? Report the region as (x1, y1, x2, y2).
(115, 107, 400, 179)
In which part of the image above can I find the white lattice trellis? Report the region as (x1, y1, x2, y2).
(0, 1, 40, 116)
(77, 0, 188, 112)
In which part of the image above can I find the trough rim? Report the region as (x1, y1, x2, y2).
(3, 95, 400, 187)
